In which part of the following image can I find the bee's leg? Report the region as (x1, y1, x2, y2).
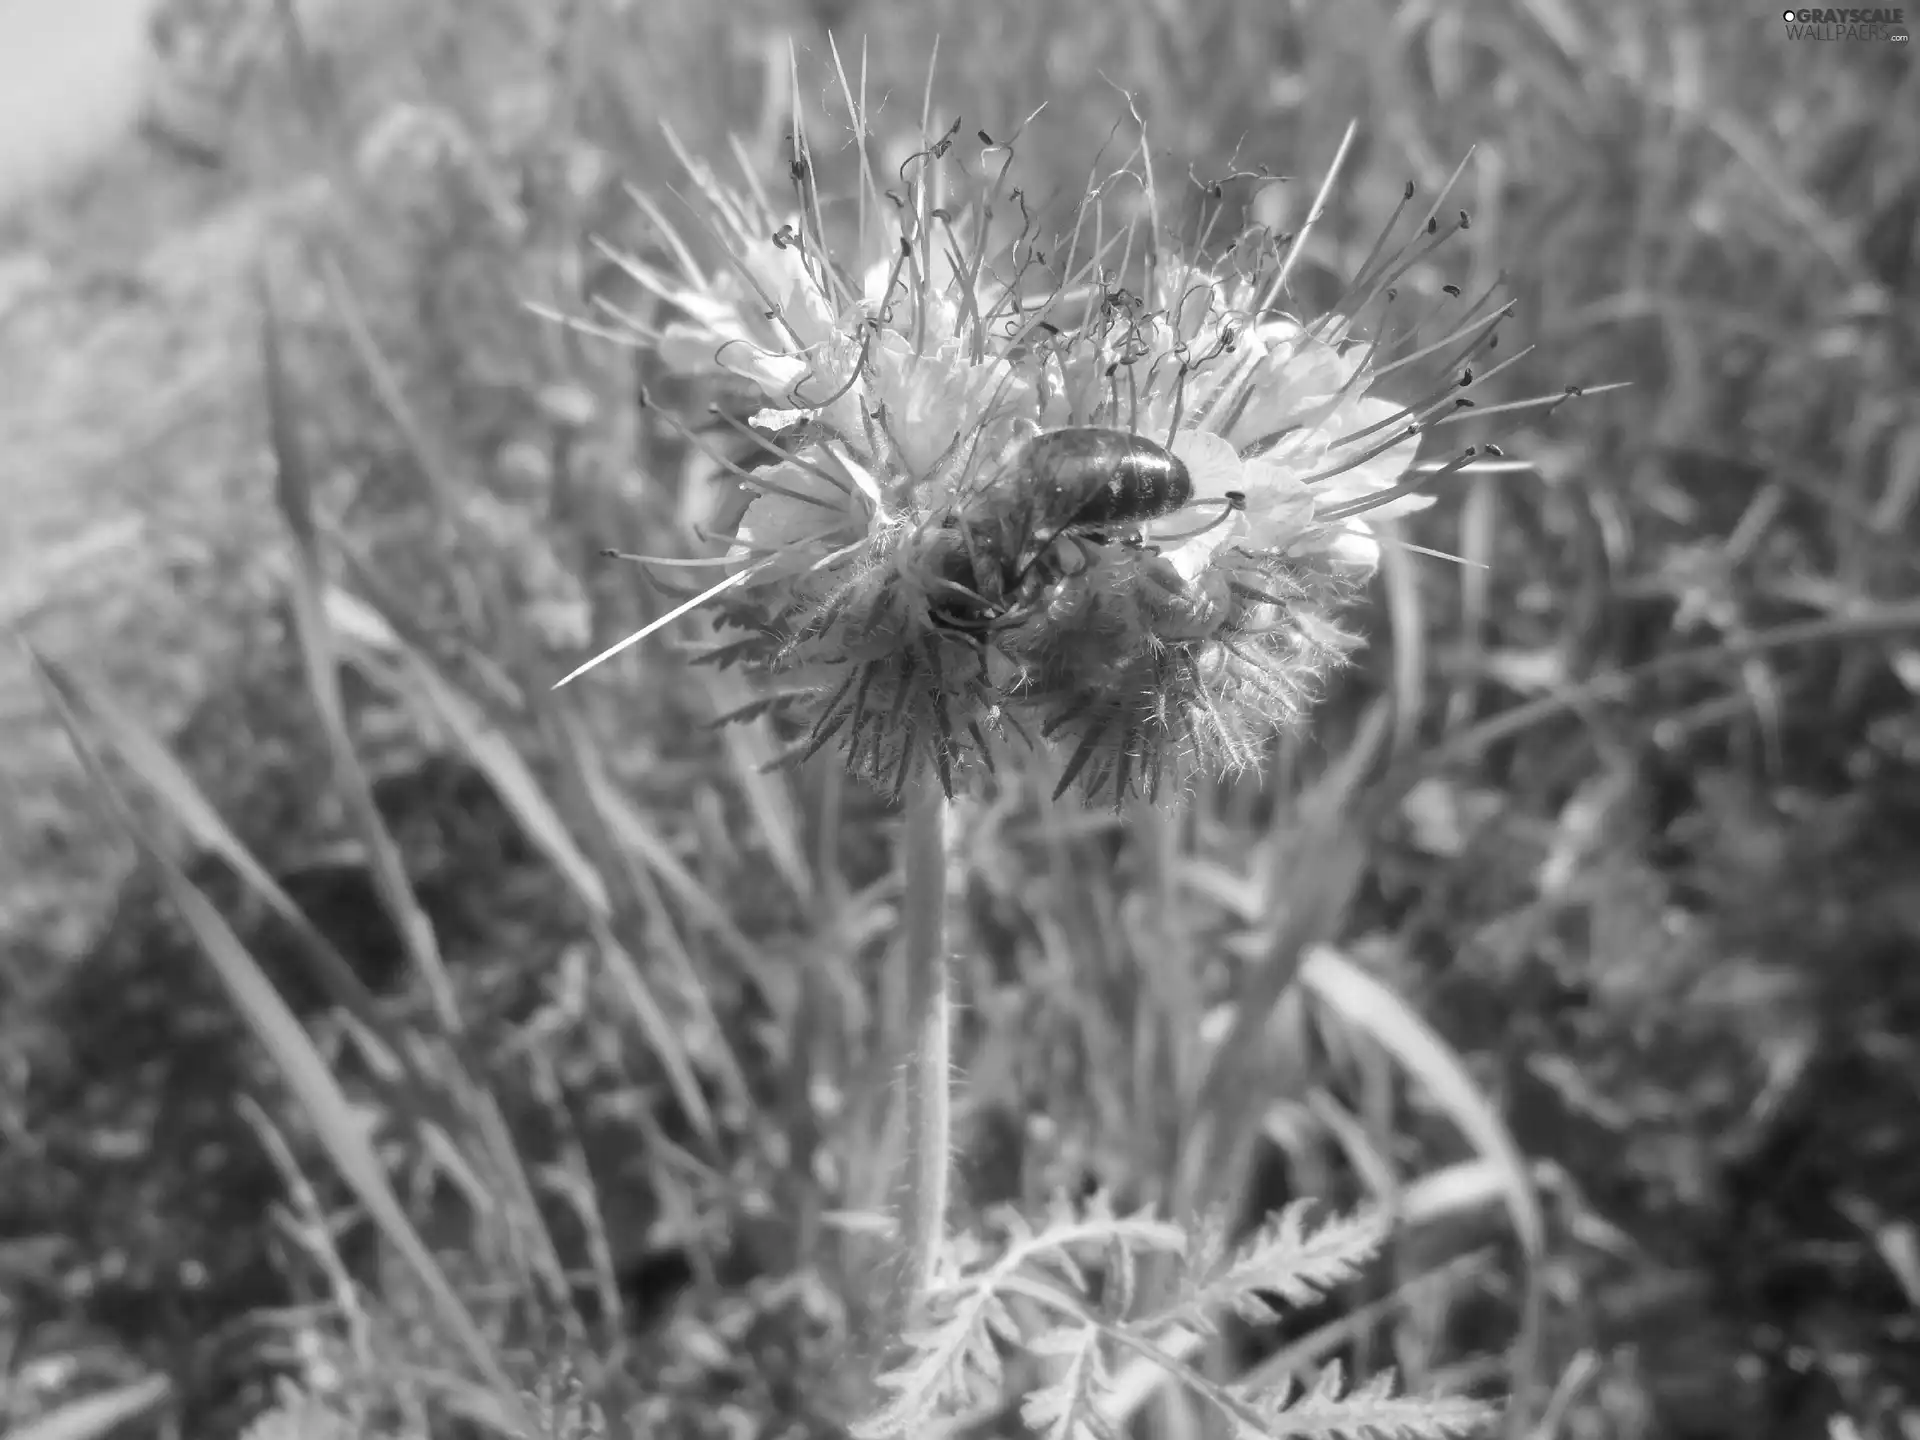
(995, 535, 1092, 633)
(926, 582, 996, 633)
(957, 516, 999, 602)
(1051, 534, 1098, 579)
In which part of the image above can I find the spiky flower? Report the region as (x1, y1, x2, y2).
(561, 56, 1578, 805)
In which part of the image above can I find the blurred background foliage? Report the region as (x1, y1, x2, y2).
(2, 0, 1917, 1437)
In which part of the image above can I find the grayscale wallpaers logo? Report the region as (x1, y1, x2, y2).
(1782, 7, 1911, 38)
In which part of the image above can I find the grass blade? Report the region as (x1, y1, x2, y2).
(30, 653, 528, 1426)
(5, 1376, 173, 1440)
(259, 275, 465, 1040)
(261, 282, 577, 1316)
(26, 649, 472, 1150)
(320, 586, 729, 1141)
(1298, 943, 1545, 1420)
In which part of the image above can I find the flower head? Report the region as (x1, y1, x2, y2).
(560, 63, 1589, 805)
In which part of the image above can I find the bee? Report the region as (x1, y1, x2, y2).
(922, 426, 1208, 633)
(1014, 425, 1196, 541)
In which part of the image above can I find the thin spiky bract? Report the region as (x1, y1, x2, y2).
(853, 1193, 1493, 1440)
(587, 51, 1566, 806)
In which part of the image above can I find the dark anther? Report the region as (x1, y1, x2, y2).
(1443, 283, 1462, 297)
(1403, 180, 1416, 200)
(1426, 216, 1439, 235)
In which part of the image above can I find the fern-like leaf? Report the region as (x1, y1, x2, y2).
(1238, 1363, 1496, 1440)
(1172, 1200, 1388, 1328)
(857, 1287, 1025, 1438)
(858, 1198, 1185, 1438)
(855, 1196, 1465, 1440)
(1021, 1325, 1119, 1440)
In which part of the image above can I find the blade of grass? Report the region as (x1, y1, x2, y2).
(5, 1376, 173, 1440)
(322, 587, 611, 915)
(27, 650, 475, 1163)
(1298, 943, 1544, 1425)
(1418, 596, 1920, 777)
(320, 585, 723, 1141)
(1375, 515, 1430, 759)
(32, 655, 528, 1425)
(700, 662, 814, 907)
(1444, 471, 1498, 731)
(1178, 697, 1394, 1217)
(1296, 947, 1542, 1259)
(316, 257, 763, 1130)
(260, 275, 463, 1040)
(570, 712, 782, 996)
(262, 280, 576, 1318)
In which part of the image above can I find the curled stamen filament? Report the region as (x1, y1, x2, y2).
(1150, 490, 1247, 547)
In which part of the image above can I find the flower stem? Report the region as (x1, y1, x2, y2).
(896, 772, 952, 1315)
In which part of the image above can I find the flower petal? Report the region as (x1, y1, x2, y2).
(867, 334, 1033, 497)
(1234, 452, 1316, 550)
(733, 459, 859, 562)
(1212, 319, 1363, 449)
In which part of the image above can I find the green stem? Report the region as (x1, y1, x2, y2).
(896, 772, 953, 1315)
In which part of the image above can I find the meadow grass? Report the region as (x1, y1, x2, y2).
(5, 1, 1919, 1438)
